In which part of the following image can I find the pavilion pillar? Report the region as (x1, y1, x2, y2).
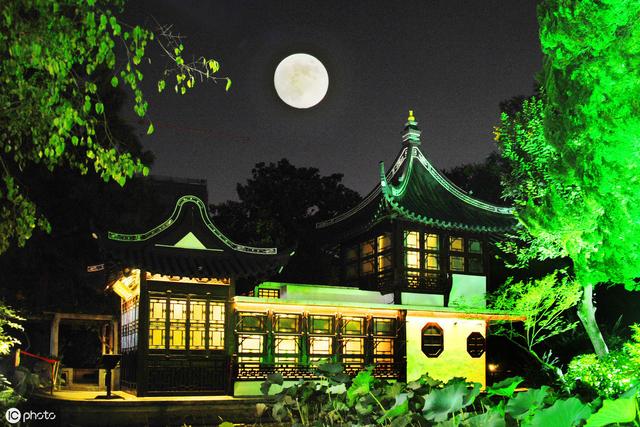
(50, 313, 61, 357)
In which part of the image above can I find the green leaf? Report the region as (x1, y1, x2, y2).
(530, 397, 591, 427)
(506, 386, 549, 420)
(422, 380, 468, 422)
(271, 401, 288, 422)
(95, 102, 104, 114)
(147, 123, 154, 135)
(584, 397, 638, 427)
(157, 79, 165, 92)
(486, 376, 524, 398)
(378, 397, 409, 424)
(317, 362, 343, 376)
(225, 78, 232, 91)
(267, 372, 283, 386)
(208, 59, 219, 72)
(347, 367, 375, 405)
(465, 407, 506, 427)
(260, 380, 272, 396)
(218, 422, 234, 427)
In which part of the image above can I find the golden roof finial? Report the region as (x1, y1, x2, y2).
(408, 110, 415, 122)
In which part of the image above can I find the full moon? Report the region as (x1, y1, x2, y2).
(274, 53, 329, 109)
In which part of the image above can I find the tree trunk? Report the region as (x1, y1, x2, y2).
(576, 283, 609, 358)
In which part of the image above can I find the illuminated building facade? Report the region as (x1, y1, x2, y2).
(105, 195, 291, 395)
(106, 113, 522, 396)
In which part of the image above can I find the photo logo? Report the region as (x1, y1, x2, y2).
(5, 408, 20, 424)
(4, 408, 56, 423)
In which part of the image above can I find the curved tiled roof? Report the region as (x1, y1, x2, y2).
(105, 195, 291, 278)
(316, 113, 516, 239)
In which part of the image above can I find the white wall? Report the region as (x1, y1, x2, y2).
(405, 314, 486, 387)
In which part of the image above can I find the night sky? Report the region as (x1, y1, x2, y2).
(122, 1, 541, 204)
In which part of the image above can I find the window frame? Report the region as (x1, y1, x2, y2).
(421, 322, 444, 358)
(466, 332, 486, 358)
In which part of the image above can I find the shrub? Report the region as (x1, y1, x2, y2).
(566, 325, 640, 399)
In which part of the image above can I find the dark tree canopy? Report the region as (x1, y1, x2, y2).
(211, 159, 361, 286)
(443, 152, 506, 206)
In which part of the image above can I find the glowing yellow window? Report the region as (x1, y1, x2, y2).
(449, 237, 464, 252)
(149, 298, 166, 349)
(238, 335, 263, 353)
(425, 233, 439, 250)
(188, 300, 207, 350)
(169, 299, 187, 349)
(190, 325, 206, 350)
(149, 327, 165, 349)
(170, 328, 185, 349)
(425, 253, 440, 271)
(405, 250, 420, 269)
(275, 337, 298, 354)
(258, 288, 280, 298)
(310, 336, 333, 354)
(404, 231, 419, 249)
(150, 299, 165, 321)
(209, 302, 225, 350)
(374, 338, 394, 356)
(343, 338, 364, 354)
(377, 233, 392, 252)
(377, 254, 391, 272)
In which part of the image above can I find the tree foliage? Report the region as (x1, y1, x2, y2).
(496, 0, 640, 357)
(0, 0, 228, 254)
(492, 271, 581, 354)
(495, 95, 567, 268)
(533, 0, 640, 290)
(211, 159, 361, 287)
(212, 159, 361, 249)
(443, 152, 505, 205)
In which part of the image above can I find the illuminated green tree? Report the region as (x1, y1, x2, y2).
(0, 0, 229, 254)
(491, 271, 581, 383)
(497, 0, 640, 358)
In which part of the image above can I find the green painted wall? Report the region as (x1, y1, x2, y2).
(449, 274, 486, 308)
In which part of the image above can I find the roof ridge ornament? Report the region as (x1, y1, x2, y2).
(402, 109, 421, 146)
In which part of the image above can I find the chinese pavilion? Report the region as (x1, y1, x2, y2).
(105, 112, 522, 397)
(104, 194, 291, 395)
(316, 110, 515, 305)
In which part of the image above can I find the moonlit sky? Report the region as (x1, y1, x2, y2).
(122, 1, 541, 204)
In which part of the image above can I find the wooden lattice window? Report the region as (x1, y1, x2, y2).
(467, 332, 486, 358)
(421, 323, 444, 358)
(258, 288, 280, 298)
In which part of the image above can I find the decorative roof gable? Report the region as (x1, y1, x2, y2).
(105, 195, 291, 278)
